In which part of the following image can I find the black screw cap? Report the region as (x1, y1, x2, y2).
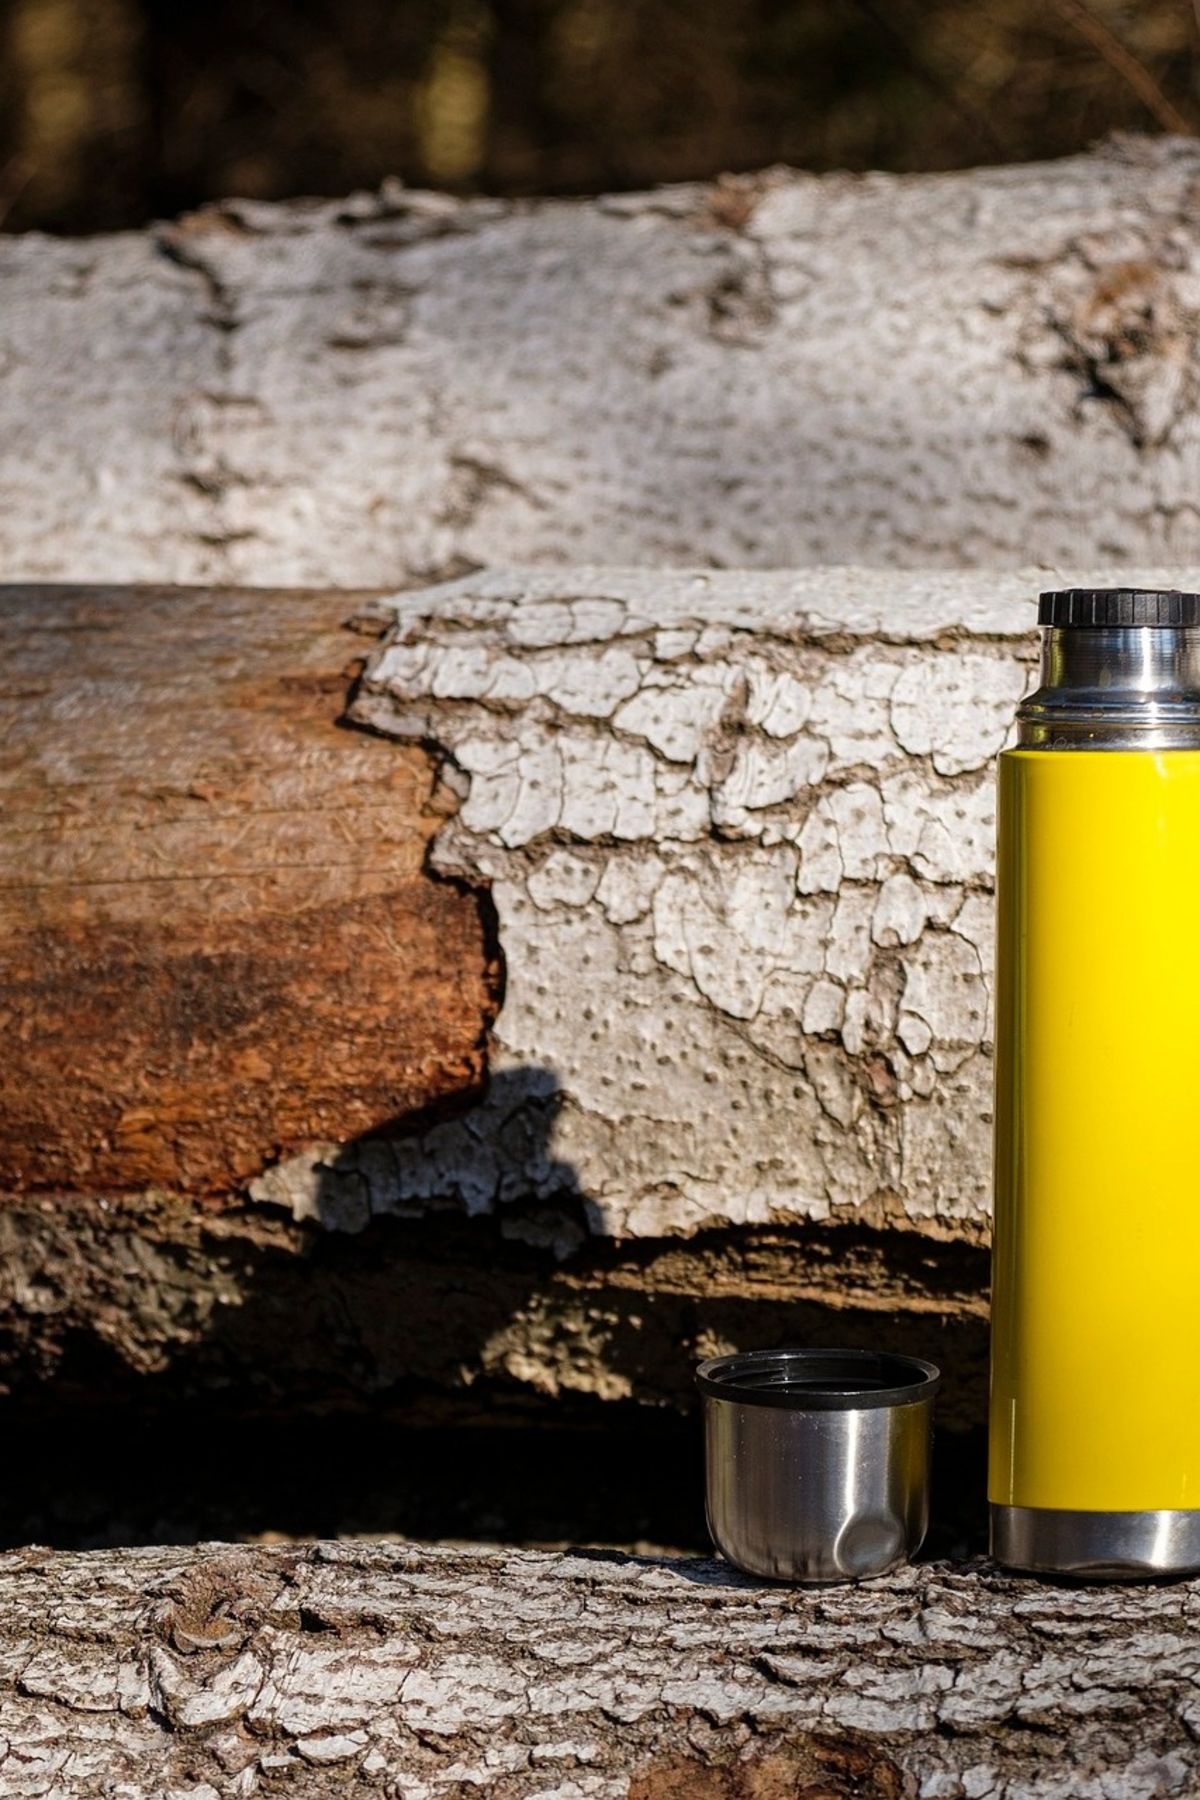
(1039, 588, 1200, 628)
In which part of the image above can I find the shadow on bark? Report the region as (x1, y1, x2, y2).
(0, 1069, 988, 1556)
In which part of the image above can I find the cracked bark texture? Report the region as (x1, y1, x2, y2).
(339, 565, 1061, 1250)
(2, 1539, 1199, 1798)
(7, 138, 1200, 584)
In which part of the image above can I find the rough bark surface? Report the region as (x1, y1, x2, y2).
(7, 139, 1200, 584)
(343, 566, 1060, 1248)
(2, 1539, 1198, 1799)
(0, 1194, 988, 1430)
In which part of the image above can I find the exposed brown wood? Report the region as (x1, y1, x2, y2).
(0, 584, 499, 1195)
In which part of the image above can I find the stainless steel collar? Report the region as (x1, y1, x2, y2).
(1019, 625, 1200, 750)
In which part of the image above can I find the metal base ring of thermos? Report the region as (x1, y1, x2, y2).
(991, 1505, 1200, 1579)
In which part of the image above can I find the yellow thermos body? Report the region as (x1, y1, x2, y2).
(990, 587, 1200, 1577)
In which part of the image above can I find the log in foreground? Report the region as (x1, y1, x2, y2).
(3, 1538, 1198, 1798)
(6, 141, 1200, 586)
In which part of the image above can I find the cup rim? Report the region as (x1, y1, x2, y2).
(695, 1347, 940, 1411)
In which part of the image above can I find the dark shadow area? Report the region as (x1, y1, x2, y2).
(0, 1406, 704, 1554)
(1, 0, 1197, 234)
(0, 1061, 990, 1558)
(0, 1403, 986, 1560)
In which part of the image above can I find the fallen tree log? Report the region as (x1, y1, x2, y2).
(5, 140, 1200, 584)
(2, 1538, 1198, 1798)
(2, 566, 1188, 1435)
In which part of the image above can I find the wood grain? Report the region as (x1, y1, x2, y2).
(0, 584, 499, 1194)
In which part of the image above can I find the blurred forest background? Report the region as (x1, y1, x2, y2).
(2, 0, 1200, 235)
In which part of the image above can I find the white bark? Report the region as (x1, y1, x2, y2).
(3, 1539, 1198, 1798)
(6, 139, 1200, 584)
(245, 563, 1190, 1259)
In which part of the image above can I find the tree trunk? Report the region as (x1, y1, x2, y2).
(0, 564, 1121, 1431)
(2, 1538, 1197, 1797)
(4, 140, 1200, 585)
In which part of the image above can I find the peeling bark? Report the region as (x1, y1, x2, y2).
(6, 140, 1200, 584)
(346, 566, 1045, 1247)
(0, 1539, 1197, 1798)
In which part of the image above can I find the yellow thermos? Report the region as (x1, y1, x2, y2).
(991, 586, 1200, 1577)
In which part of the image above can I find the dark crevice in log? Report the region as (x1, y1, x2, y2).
(0, 1400, 986, 1561)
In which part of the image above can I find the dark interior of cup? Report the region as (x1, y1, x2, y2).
(695, 1348, 940, 1410)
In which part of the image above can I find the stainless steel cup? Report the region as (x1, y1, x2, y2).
(698, 1348, 940, 1583)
